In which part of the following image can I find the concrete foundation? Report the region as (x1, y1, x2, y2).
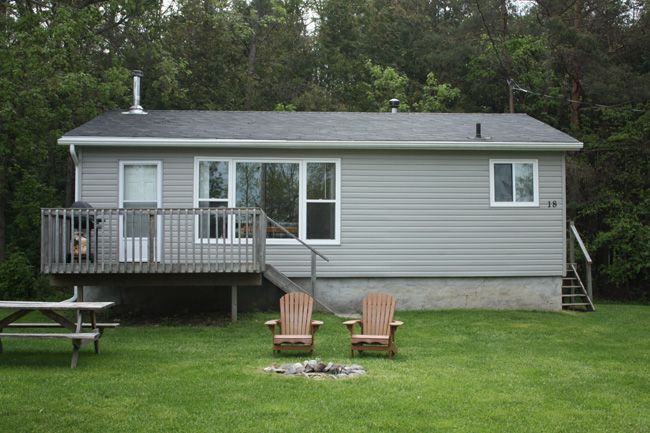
(293, 276, 563, 313)
(82, 276, 562, 314)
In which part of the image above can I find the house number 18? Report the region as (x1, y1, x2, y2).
(548, 201, 558, 208)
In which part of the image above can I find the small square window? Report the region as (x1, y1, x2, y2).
(490, 160, 538, 207)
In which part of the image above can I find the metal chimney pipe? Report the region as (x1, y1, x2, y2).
(128, 70, 146, 114)
(389, 98, 400, 114)
(468, 122, 490, 140)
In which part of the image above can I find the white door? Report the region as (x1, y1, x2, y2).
(119, 162, 162, 262)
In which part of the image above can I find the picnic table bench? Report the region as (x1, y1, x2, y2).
(0, 301, 117, 368)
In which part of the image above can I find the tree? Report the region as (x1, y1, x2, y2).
(0, 1, 160, 264)
(528, 0, 650, 128)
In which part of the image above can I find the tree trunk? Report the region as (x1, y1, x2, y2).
(570, 0, 584, 128)
(0, 153, 9, 263)
(502, 7, 515, 114)
(245, 31, 258, 110)
(245, 1, 262, 110)
(65, 153, 76, 207)
(0, 1, 6, 33)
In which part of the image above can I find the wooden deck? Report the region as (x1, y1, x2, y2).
(41, 207, 267, 286)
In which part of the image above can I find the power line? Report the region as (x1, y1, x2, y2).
(509, 79, 648, 113)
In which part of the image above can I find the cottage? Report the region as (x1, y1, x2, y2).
(44, 90, 589, 314)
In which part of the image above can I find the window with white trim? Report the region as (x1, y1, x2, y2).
(194, 158, 340, 243)
(306, 162, 337, 240)
(490, 160, 539, 207)
(197, 160, 229, 238)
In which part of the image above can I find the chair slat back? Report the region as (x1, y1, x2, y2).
(279, 292, 313, 335)
(361, 293, 395, 336)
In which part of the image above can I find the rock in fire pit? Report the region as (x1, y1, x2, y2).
(263, 360, 366, 379)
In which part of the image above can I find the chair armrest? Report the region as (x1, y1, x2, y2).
(311, 320, 324, 335)
(342, 319, 361, 335)
(389, 321, 403, 339)
(265, 319, 280, 335)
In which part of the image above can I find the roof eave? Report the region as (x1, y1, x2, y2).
(58, 136, 584, 151)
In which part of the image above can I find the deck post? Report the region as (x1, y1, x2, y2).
(254, 211, 267, 272)
(41, 210, 48, 273)
(586, 262, 593, 299)
(148, 211, 156, 266)
(311, 251, 317, 299)
(231, 286, 238, 323)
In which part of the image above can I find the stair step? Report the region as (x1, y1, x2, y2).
(563, 285, 583, 289)
(562, 294, 587, 298)
(563, 302, 591, 306)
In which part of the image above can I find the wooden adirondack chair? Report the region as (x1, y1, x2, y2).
(343, 293, 403, 359)
(264, 292, 323, 357)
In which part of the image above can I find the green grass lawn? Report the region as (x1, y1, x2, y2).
(1, 304, 649, 432)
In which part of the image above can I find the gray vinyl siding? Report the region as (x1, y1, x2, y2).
(79, 146, 566, 279)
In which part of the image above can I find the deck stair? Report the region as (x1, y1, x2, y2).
(263, 265, 334, 314)
(562, 263, 595, 311)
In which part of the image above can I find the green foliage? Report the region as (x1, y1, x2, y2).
(364, 60, 411, 112)
(591, 197, 650, 301)
(412, 72, 461, 113)
(0, 0, 162, 276)
(570, 106, 650, 301)
(363, 61, 462, 113)
(273, 103, 297, 112)
(0, 251, 35, 300)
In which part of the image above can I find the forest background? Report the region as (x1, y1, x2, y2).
(1, 0, 649, 302)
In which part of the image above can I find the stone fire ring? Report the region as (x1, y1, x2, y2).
(263, 359, 366, 379)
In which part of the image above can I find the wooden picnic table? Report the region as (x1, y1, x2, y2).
(0, 301, 117, 368)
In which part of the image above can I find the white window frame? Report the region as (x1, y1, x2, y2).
(193, 157, 341, 245)
(489, 159, 539, 207)
(301, 160, 341, 245)
(194, 159, 232, 242)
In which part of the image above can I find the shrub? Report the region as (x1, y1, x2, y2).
(0, 251, 35, 300)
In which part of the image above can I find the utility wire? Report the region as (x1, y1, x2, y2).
(509, 79, 648, 113)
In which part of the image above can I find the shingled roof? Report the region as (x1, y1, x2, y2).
(60, 110, 582, 150)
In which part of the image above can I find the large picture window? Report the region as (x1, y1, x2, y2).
(236, 162, 300, 239)
(490, 160, 538, 207)
(195, 158, 340, 243)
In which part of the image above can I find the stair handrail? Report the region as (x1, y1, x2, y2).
(265, 215, 329, 299)
(569, 220, 593, 300)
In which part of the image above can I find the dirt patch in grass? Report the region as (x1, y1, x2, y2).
(108, 310, 234, 327)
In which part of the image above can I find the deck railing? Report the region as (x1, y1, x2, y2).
(41, 207, 267, 274)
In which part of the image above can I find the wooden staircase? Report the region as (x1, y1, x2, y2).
(263, 265, 335, 314)
(562, 263, 595, 311)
